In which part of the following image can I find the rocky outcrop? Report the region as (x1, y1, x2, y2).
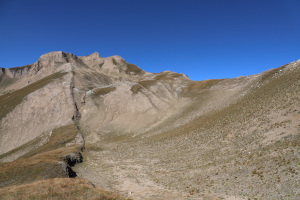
(29, 51, 75, 75)
(0, 65, 31, 79)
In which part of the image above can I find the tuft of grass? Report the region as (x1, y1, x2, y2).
(0, 72, 66, 121)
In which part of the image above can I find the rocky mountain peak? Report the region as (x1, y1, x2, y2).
(79, 52, 101, 62)
(89, 52, 101, 59)
(28, 51, 78, 75)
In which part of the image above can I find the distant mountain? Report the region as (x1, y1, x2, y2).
(0, 51, 299, 200)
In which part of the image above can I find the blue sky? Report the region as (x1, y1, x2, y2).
(0, 0, 300, 80)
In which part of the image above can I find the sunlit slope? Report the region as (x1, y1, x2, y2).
(0, 51, 299, 200)
(77, 60, 299, 200)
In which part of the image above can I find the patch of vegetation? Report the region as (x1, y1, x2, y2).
(130, 84, 142, 94)
(0, 124, 81, 187)
(0, 72, 67, 121)
(0, 156, 70, 187)
(188, 79, 222, 92)
(0, 178, 129, 200)
(0, 133, 46, 161)
(260, 64, 287, 82)
(92, 86, 116, 97)
(21, 124, 79, 158)
(92, 72, 112, 85)
(138, 79, 157, 89)
(125, 63, 143, 75)
(154, 72, 183, 81)
(85, 143, 104, 152)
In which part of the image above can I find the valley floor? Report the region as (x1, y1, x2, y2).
(74, 136, 251, 200)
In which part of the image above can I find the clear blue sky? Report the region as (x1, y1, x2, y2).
(1, 0, 300, 80)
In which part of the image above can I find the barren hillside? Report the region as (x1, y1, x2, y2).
(0, 51, 299, 200)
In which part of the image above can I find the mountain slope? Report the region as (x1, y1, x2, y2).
(0, 51, 299, 200)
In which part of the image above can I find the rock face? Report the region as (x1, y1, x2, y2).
(0, 51, 190, 155)
(0, 51, 299, 200)
(0, 66, 31, 79)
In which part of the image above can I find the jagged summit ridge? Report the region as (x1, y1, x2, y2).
(1, 51, 189, 83)
(24, 51, 147, 79)
(79, 51, 101, 60)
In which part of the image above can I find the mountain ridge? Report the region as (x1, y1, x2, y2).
(0, 51, 299, 200)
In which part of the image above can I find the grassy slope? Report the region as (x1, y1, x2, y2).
(0, 124, 81, 188)
(81, 63, 299, 200)
(143, 63, 300, 199)
(0, 178, 129, 200)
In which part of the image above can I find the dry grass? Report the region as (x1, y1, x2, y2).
(154, 71, 184, 81)
(137, 79, 157, 89)
(0, 124, 81, 187)
(112, 57, 143, 75)
(125, 63, 143, 75)
(260, 64, 287, 82)
(130, 84, 142, 94)
(0, 132, 46, 161)
(1, 57, 299, 199)
(139, 63, 300, 199)
(21, 124, 79, 158)
(0, 72, 66, 121)
(0, 178, 129, 200)
(79, 62, 300, 200)
(92, 86, 116, 97)
(187, 79, 222, 93)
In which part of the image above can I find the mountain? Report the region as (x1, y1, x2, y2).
(0, 51, 299, 200)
